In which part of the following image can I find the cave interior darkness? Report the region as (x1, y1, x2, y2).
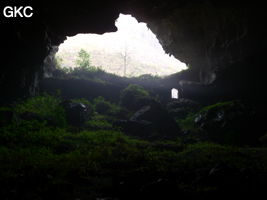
(1, 0, 267, 199)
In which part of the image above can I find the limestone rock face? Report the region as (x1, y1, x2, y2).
(124, 1, 267, 84)
(0, 1, 266, 103)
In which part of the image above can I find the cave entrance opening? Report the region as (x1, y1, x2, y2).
(55, 14, 187, 78)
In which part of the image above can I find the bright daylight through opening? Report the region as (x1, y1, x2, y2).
(171, 88, 179, 99)
(56, 14, 187, 77)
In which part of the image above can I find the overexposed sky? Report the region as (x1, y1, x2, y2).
(57, 14, 187, 76)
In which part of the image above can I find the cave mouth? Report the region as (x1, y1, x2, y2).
(55, 14, 187, 77)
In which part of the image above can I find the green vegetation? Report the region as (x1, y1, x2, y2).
(85, 115, 113, 130)
(177, 113, 198, 131)
(14, 93, 66, 127)
(130, 74, 162, 83)
(84, 97, 128, 131)
(1, 114, 267, 198)
(76, 49, 91, 69)
(120, 84, 152, 110)
(197, 100, 235, 114)
(93, 96, 117, 115)
(1, 91, 266, 198)
(55, 49, 169, 83)
(55, 49, 106, 82)
(175, 100, 262, 146)
(55, 55, 63, 69)
(70, 98, 92, 107)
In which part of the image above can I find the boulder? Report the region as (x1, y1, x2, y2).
(194, 100, 265, 145)
(61, 100, 92, 127)
(116, 102, 181, 139)
(166, 98, 200, 119)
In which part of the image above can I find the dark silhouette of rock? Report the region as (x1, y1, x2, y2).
(194, 100, 265, 145)
(166, 98, 200, 119)
(40, 78, 123, 103)
(61, 100, 92, 127)
(116, 102, 181, 139)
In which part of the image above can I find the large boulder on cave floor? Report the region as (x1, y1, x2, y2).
(117, 102, 181, 139)
(194, 100, 266, 145)
(61, 100, 92, 127)
(166, 98, 201, 119)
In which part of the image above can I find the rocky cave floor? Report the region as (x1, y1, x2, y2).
(1, 71, 267, 200)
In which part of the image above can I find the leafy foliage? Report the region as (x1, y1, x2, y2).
(132, 74, 162, 82)
(54, 49, 105, 82)
(120, 84, 152, 110)
(92, 96, 125, 118)
(85, 118, 112, 130)
(15, 93, 66, 127)
(76, 49, 91, 69)
(2, 117, 267, 199)
(93, 96, 113, 115)
(55, 55, 63, 69)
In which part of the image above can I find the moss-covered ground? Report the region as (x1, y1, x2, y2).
(1, 94, 267, 199)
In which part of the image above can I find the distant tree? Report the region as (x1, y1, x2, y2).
(120, 43, 131, 77)
(76, 49, 91, 69)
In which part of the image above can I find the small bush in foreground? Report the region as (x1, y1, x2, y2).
(14, 94, 66, 127)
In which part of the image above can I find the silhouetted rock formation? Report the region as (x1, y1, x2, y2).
(194, 100, 265, 145)
(117, 102, 180, 139)
(61, 100, 92, 127)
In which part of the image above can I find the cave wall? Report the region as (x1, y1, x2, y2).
(123, 1, 267, 84)
(0, 1, 120, 103)
(0, 0, 267, 104)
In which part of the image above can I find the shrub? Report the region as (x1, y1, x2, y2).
(166, 98, 200, 120)
(85, 115, 113, 130)
(14, 94, 66, 127)
(120, 84, 152, 111)
(93, 96, 123, 117)
(93, 96, 112, 114)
